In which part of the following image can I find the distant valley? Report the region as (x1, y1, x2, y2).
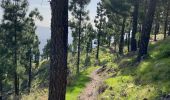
(36, 26, 73, 54)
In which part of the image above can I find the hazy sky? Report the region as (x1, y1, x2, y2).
(29, 0, 100, 28)
(0, 0, 100, 27)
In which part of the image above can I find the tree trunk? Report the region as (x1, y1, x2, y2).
(131, 0, 139, 51)
(90, 40, 93, 52)
(28, 48, 32, 93)
(137, 24, 142, 48)
(114, 42, 117, 52)
(168, 26, 170, 36)
(154, 22, 159, 41)
(108, 36, 111, 47)
(77, 2, 83, 75)
(164, 4, 169, 39)
(85, 42, 89, 66)
(14, 2, 19, 96)
(0, 78, 2, 100)
(48, 0, 68, 99)
(119, 17, 126, 55)
(128, 28, 131, 52)
(14, 38, 19, 98)
(138, 0, 157, 61)
(96, 31, 101, 60)
(154, 31, 157, 41)
(86, 42, 89, 57)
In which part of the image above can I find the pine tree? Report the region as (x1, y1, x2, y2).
(69, 0, 90, 74)
(138, 0, 157, 61)
(131, 0, 139, 51)
(24, 8, 43, 93)
(103, 0, 131, 55)
(163, 0, 170, 39)
(1, 0, 29, 97)
(84, 23, 95, 66)
(94, 2, 106, 60)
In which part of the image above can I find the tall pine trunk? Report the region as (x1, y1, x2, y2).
(96, 31, 101, 60)
(154, 22, 159, 41)
(14, 3, 19, 96)
(131, 0, 139, 51)
(86, 42, 89, 58)
(128, 28, 131, 52)
(90, 40, 93, 52)
(119, 17, 126, 55)
(85, 42, 89, 66)
(164, 4, 169, 39)
(48, 0, 68, 99)
(108, 36, 111, 47)
(168, 26, 170, 36)
(14, 32, 19, 98)
(114, 42, 117, 52)
(138, 0, 157, 61)
(28, 48, 32, 93)
(77, 2, 83, 75)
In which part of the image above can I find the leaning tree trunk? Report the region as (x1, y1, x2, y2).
(131, 0, 139, 51)
(119, 17, 126, 55)
(48, 0, 68, 99)
(138, 0, 157, 61)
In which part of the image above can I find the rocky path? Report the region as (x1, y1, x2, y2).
(78, 68, 104, 100)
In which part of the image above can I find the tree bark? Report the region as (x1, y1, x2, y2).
(14, 42, 19, 98)
(119, 17, 126, 55)
(77, 2, 83, 75)
(138, 0, 157, 61)
(28, 48, 32, 93)
(85, 42, 89, 66)
(14, 0, 19, 96)
(154, 22, 159, 41)
(168, 26, 170, 36)
(90, 40, 93, 52)
(108, 36, 111, 47)
(128, 28, 131, 52)
(131, 0, 139, 51)
(164, 4, 169, 39)
(48, 0, 68, 99)
(96, 31, 101, 60)
(114, 42, 117, 52)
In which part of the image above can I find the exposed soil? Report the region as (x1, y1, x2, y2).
(78, 67, 106, 100)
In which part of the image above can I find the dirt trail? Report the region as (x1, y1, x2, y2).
(78, 69, 104, 100)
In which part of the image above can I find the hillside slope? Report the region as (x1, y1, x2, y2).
(99, 37, 170, 100)
(22, 37, 170, 100)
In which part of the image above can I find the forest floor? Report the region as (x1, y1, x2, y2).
(78, 68, 103, 100)
(79, 65, 116, 100)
